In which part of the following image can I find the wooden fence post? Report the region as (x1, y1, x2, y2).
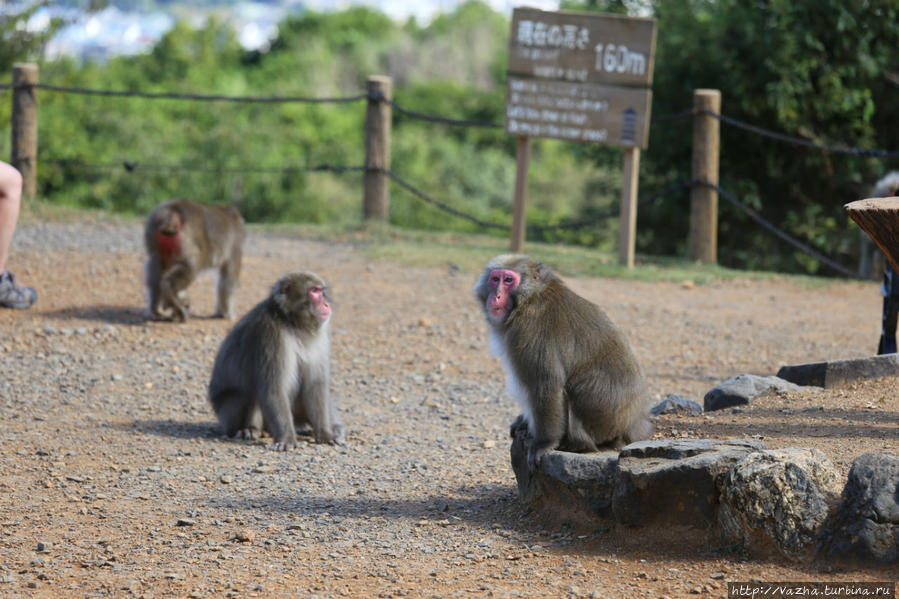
(364, 75, 392, 221)
(619, 147, 640, 267)
(12, 63, 38, 200)
(690, 89, 721, 263)
(510, 136, 531, 252)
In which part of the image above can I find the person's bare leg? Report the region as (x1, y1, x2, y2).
(0, 161, 22, 273)
(0, 161, 35, 309)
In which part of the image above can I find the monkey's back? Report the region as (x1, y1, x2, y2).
(145, 199, 245, 268)
(508, 279, 650, 443)
(208, 300, 282, 403)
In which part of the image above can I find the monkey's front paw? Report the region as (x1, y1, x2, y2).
(150, 308, 174, 321)
(313, 433, 341, 445)
(269, 438, 298, 451)
(233, 428, 261, 440)
(527, 444, 551, 472)
(312, 423, 346, 445)
(331, 423, 346, 446)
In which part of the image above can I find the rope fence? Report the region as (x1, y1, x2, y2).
(4, 72, 891, 278)
(39, 156, 370, 176)
(694, 179, 862, 279)
(0, 81, 369, 104)
(701, 109, 899, 158)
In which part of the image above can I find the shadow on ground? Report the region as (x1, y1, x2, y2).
(40, 304, 149, 325)
(123, 419, 219, 440)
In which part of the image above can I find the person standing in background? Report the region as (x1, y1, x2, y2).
(872, 172, 899, 354)
(0, 160, 36, 309)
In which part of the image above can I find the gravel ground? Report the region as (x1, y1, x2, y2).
(0, 216, 896, 598)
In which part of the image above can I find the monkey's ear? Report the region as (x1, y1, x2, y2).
(271, 277, 293, 306)
(533, 261, 552, 281)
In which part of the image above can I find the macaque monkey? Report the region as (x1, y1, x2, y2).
(474, 254, 652, 471)
(208, 270, 344, 450)
(144, 198, 245, 322)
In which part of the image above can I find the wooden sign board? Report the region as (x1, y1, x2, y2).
(505, 8, 656, 149)
(506, 76, 652, 147)
(508, 8, 657, 88)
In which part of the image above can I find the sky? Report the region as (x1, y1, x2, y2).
(28, 0, 565, 59)
(301, 0, 561, 23)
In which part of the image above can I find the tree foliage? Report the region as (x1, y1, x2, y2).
(568, 0, 899, 273)
(0, 2, 65, 72)
(3, 0, 898, 274)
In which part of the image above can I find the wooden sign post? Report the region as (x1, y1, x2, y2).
(510, 136, 531, 252)
(504, 8, 656, 262)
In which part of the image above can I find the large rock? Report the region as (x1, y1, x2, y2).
(612, 439, 766, 526)
(510, 430, 618, 521)
(651, 394, 703, 416)
(717, 448, 841, 560)
(777, 354, 899, 388)
(826, 452, 899, 563)
(704, 374, 806, 411)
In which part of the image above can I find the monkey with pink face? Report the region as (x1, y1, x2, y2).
(209, 270, 344, 450)
(474, 254, 652, 471)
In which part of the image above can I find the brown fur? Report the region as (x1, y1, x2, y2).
(474, 254, 652, 470)
(144, 198, 245, 322)
(208, 271, 343, 450)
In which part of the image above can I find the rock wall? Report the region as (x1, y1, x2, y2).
(510, 433, 897, 564)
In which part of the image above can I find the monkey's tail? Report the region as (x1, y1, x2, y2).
(625, 417, 654, 444)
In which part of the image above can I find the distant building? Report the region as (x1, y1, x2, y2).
(29, 2, 292, 63)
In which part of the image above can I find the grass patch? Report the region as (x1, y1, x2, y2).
(20, 198, 141, 226)
(20, 202, 854, 287)
(329, 222, 840, 286)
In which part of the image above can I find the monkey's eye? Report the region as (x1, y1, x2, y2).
(490, 276, 500, 284)
(503, 275, 515, 284)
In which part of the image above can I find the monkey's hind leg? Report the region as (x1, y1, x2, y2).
(214, 247, 242, 319)
(160, 262, 194, 322)
(622, 416, 653, 446)
(214, 258, 240, 319)
(298, 379, 344, 446)
(561, 412, 600, 453)
(211, 391, 264, 441)
(145, 257, 172, 319)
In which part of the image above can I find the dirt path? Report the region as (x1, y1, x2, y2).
(0, 219, 895, 598)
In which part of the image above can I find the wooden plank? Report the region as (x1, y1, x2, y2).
(845, 196, 899, 273)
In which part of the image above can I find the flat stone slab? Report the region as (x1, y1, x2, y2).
(776, 354, 899, 388)
(613, 439, 766, 526)
(511, 435, 767, 527)
(704, 374, 806, 411)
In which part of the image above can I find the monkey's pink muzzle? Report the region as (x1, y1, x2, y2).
(488, 269, 520, 317)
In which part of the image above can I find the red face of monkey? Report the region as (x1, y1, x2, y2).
(486, 268, 520, 324)
(309, 284, 331, 322)
(155, 214, 183, 262)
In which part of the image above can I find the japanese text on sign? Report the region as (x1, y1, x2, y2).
(505, 8, 656, 148)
